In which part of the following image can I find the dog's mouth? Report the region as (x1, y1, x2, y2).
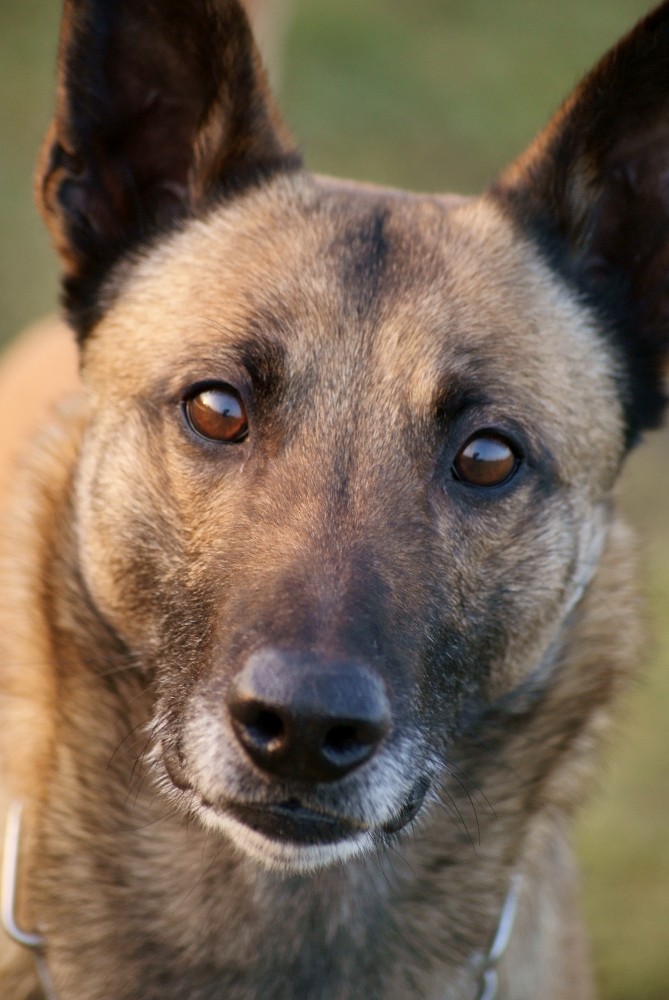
(160, 743, 430, 853)
(226, 799, 366, 845)
(223, 776, 430, 846)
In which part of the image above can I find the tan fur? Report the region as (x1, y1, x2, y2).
(0, 2, 666, 998)
(0, 173, 641, 1000)
(0, 317, 79, 511)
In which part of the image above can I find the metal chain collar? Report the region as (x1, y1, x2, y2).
(474, 873, 522, 1000)
(1, 803, 57, 1000)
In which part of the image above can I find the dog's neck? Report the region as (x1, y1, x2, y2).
(4, 798, 523, 1000)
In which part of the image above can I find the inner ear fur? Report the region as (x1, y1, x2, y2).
(492, 1, 669, 445)
(37, 0, 301, 338)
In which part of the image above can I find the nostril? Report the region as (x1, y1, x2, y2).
(231, 699, 286, 751)
(322, 722, 383, 768)
(324, 726, 359, 753)
(324, 725, 359, 755)
(248, 709, 285, 748)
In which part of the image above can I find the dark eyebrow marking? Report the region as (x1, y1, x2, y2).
(165, 324, 289, 410)
(336, 205, 392, 322)
(234, 330, 288, 402)
(433, 375, 491, 425)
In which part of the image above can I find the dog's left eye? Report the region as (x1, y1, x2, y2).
(452, 432, 520, 488)
(183, 385, 249, 443)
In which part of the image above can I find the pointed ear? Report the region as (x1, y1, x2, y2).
(492, 3, 669, 446)
(37, 0, 301, 337)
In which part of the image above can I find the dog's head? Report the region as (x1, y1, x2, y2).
(38, 0, 669, 872)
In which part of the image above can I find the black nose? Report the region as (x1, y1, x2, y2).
(227, 649, 391, 782)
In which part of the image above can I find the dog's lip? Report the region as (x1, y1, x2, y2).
(159, 748, 365, 842)
(380, 776, 430, 833)
(222, 776, 431, 844)
(225, 799, 369, 845)
(160, 745, 431, 842)
(161, 746, 191, 792)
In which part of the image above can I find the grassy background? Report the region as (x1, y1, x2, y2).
(1, 1, 667, 996)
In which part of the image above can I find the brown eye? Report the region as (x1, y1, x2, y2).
(184, 385, 248, 442)
(452, 433, 519, 487)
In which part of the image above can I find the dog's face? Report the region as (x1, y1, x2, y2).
(38, 0, 669, 872)
(73, 185, 622, 870)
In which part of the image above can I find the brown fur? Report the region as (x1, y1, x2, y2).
(1, 2, 667, 998)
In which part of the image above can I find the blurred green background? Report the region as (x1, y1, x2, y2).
(0, 0, 667, 996)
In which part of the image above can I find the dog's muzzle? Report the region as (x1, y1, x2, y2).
(220, 648, 426, 847)
(160, 647, 431, 861)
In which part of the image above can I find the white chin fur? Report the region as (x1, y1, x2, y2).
(196, 803, 374, 873)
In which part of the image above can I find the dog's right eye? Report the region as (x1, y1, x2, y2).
(452, 432, 520, 488)
(183, 385, 249, 443)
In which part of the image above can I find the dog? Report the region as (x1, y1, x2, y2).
(1, 1, 667, 997)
